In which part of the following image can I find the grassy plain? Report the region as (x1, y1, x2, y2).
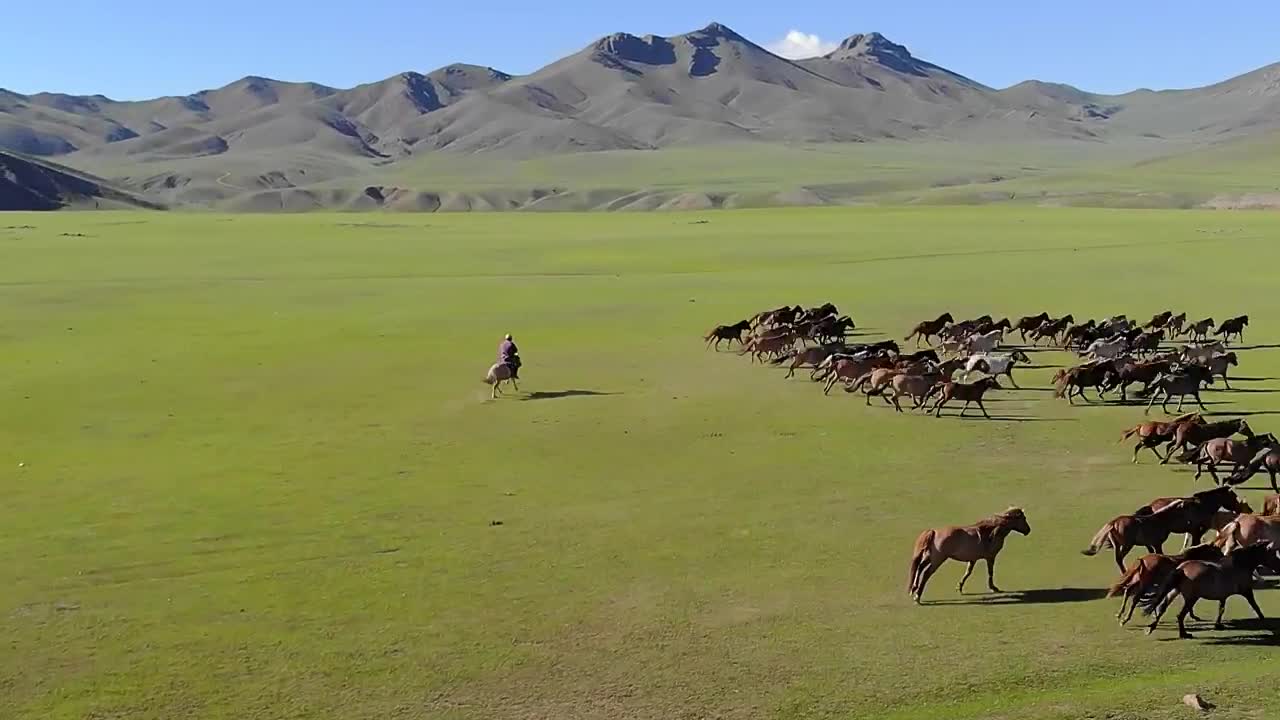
(2, 207, 1279, 720)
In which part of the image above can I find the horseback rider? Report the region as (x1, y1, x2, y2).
(498, 333, 521, 378)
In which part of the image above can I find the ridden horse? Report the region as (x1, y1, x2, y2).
(1135, 486, 1253, 548)
(1015, 312, 1050, 341)
(1140, 542, 1275, 639)
(930, 376, 1002, 418)
(1119, 413, 1204, 463)
(484, 362, 519, 398)
(1216, 315, 1249, 345)
(1144, 372, 1210, 414)
(704, 320, 751, 349)
(1081, 502, 1186, 573)
(1195, 434, 1280, 484)
(1188, 317, 1216, 342)
(906, 508, 1030, 603)
(1108, 543, 1224, 625)
(904, 313, 954, 347)
(1164, 419, 1253, 464)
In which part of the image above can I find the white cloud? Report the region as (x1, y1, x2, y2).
(766, 30, 838, 60)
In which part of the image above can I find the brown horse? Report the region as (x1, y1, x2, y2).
(1215, 315, 1249, 345)
(773, 345, 843, 379)
(1165, 312, 1187, 337)
(849, 367, 902, 405)
(930, 376, 1001, 419)
(906, 508, 1030, 603)
(1108, 543, 1223, 625)
(823, 355, 893, 395)
(1141, 541, 1275, 639)
(1218, 515, 1280, 553)
(1119, 413, 1203, 463)
(904, 313, 954, 347)
(1264, 495, 1280, 517)
(740, 333, 796, 363)
(885, 373, 943, 412)
(704, 320, 751, 349)
(1188, 317, 1216, 342)
(1082, 502, 1185, 573)
(1030, 314, 1074, 345)
(1195, 434, 1280, 484)
(1200, 351, 1239, 389)
(1143, 311, 1173, 330)
(1165, 419, 1253, 464)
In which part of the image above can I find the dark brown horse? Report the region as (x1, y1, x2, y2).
(1141, 541, 1275, 639)
(1165, 312, 1187, 337)
(1228, 448, 1280, 493)
(1143, 311, 1174, 330)
(1119, 413, 1204, 463)
(1082, 502, 1186, 573)
(1188, 317, 1216, 342)
(1215, 315, 1249, 345)
(904, 313, 954, 347)
(1029, 314, 1074, 345)
(1136, 486, 1253, 548)
(704, 320, 751, 349)
(1054, 361, 1118, 404)
(1108, 543, 1223, 625)
(1144, 372, 1210, 414)
(1164, 419, 1253, 464)
(1109, 358, 1176, 402)
(930, 376, 1001, 418)
(906, 508, 1030, 603)
(1015, 312, 1050, 341)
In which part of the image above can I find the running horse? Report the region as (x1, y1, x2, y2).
(906, 508, 1031, 603)
(483, 362, 519, 398)
(904, 313, 954, 347)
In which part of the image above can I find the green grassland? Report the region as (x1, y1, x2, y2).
(3, 207, 1280, 720)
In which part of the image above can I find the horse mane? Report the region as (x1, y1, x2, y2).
(981, 507, 1025, 526)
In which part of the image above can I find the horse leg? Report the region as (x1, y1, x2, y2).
(1241, 588, 1269, 627)
(959, 401, 970, 418)
(1222, 373, 1231, 390)
(1214, 599, 1228, 631)
(914, 556, 943, 602)
(1177, 599, 1196, 639)
(1207, 463, 1221, 485)
(977, 398, 991, 419)
(1270, 467, 1279, 493)
(1114, 544, 1128, 574)
(1123, 588, 1144, 625)
(1133, 442, 1143, 464)
(957, 561, 976, 593)
(1005, 369, 1020, 389)
(1195, 391, 1206, 411)
(985, 556, 1002, 593)
(932, 397, 947, 418)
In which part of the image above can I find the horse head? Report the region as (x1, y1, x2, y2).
(1011, 350, 1031, 364)
(998, 507, 1031, 535)
(1238, 420, 1255, 438)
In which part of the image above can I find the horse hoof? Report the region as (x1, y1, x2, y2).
(1214, 624, 1225, 631)
(1180, 633, 1194, 639)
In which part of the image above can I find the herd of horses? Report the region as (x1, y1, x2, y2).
(705, 303, 1280, 639)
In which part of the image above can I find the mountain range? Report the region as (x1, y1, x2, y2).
(3, 22, 1280, 211)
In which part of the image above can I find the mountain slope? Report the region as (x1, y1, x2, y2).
(0, 150, 164, 210)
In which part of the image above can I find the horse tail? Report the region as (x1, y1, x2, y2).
(1107, 563, 1141, 598)
(1139, 566, 1185, 617)
(770, 352, 795, 366)
(904, 329, 918, 342)
(1119, 425, 1141, 443)
(1081, 520, 1116, 556)
(847, 372, 872, 393)
(907, 529, 934, 592)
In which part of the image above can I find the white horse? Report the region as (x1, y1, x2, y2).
(963, 350, 1031, 387)
(964, 329, 1006, 355)
(484, 363, 519, 398)
(1085, 336, 1128, 360)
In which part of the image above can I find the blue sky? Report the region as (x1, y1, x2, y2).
(5, 1, 1279, 99)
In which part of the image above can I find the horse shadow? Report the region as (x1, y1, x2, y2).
(1206, 410, 1280, 417)
(1234, 344, 1280, 351)
(520, 390, 619, 401)
(927, 587, 1107, 606)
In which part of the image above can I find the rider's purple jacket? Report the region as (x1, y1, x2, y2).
(499, 339, 518, 362)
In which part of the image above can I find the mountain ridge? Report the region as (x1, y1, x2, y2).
(3, 22, 1280, 211)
